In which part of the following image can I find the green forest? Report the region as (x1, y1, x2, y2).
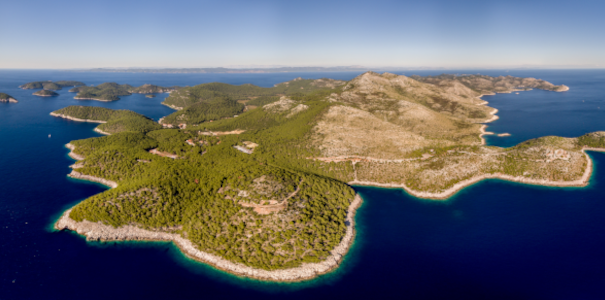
(160, 78, 345, 125)
(59, 81, 356, 270)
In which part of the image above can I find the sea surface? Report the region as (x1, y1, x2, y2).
(1, 69, 605, 299)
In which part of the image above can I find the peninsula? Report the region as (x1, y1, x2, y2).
(54, 72, 603, 281)
(70, 83, 180, 101)
(33, 90, 59, 97)
(0, 93, 18, 103)
(51, 106, 161, 134)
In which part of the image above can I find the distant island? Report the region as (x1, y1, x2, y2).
(76, 66, 369, 74)
(70, 83, 180, 101)
(54, 72, 604, 282)
(0, 93, 18, 103)
(33, 90, 59, 97)
(20, 80, 85, 90)
(145, 94, 156, 98)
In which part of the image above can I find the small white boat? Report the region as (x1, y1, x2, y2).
(48, 134, 51, 138)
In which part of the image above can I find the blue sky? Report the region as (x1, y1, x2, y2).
(1, 0, 604, 69)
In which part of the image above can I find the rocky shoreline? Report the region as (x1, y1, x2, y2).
(68, 170, 118, 188)
(350, 148, 605, 200)
(50, 112, 107, 123)
(0, 97, 18, 103)
(65, 143, 85, 160)
(161, 103, 183, 110)
(93, 127, 111, 135)
(54, 194, 362, 282)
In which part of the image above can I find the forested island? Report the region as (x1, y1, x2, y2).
(70, 83, 180, 101)
(33, 90, 59, 97)
(20, 80, 85, 90)
(0, 93, 18, 103)
(55, 72, 605, 281)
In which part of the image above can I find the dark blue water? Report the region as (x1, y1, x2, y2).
(1, 70, 605, 299)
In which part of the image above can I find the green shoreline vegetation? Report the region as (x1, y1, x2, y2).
(55, 72, 601, 280)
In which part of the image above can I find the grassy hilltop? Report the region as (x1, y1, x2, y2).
(56, 72, 599, 274)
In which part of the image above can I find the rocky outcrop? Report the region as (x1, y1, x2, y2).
(55, 194, 362, 281)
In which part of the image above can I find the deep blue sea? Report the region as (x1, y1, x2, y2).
(1, 69, 605, 300)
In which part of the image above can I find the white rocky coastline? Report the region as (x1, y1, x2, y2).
(93, 127, 111, 135)
(0, 97, 18, 103)
(65, 143, 85, 161)
(50, 112, 107, 123)
(55, 194, 362, 281)
(350, 148, 605, 200)
(68, 170, 118, 188)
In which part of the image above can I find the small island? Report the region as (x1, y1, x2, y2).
(145, 94, 156, 98)
(70, 83, 180, 101)
(0, 92, 18, 103)
(20, 80, 85, 90)
(54, 72, 601, 282)
(33, 90, 59, 97)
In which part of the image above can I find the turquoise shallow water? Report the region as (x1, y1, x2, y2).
(1, 69, 605, 299)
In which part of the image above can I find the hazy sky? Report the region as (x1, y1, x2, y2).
(1, 0, 604, 69)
